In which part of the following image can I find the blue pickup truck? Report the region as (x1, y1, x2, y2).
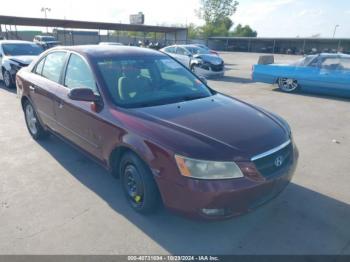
(252, 53, 350, 98)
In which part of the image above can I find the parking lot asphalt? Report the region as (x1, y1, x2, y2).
(0, 52, 349, 255)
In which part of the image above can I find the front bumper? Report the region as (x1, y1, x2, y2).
(194, 66, 224, 78)
(159, 146, 298, 220)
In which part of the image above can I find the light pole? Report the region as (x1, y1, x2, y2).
(333, 24, 339, 38)
(41, 7, 51, 33)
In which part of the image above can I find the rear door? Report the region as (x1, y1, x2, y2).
(27, 51, 68, 131)
(53, 53, 105, 159)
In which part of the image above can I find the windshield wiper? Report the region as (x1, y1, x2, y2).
(180, 95, 208, 102)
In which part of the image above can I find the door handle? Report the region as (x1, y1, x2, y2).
(58, 101, 64, 109)
(29, 85, 35, 92)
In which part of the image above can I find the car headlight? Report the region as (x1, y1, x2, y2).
(175, 155, 244, 180)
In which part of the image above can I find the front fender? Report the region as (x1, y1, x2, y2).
(106, 131, 173, 176)
(1, 59, 12, 72)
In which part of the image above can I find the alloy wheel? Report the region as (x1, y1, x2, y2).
(4, 71, 11, 88)
(25, 103, 38, 135)
(278, 78, 299, 92)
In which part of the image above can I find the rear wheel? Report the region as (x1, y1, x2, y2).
(120, 152, 160, 214)
(278, 78, 300, 93)
(3, 70, 14, 89)
(23, 100, 49, 140)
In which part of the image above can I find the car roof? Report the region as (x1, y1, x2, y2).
(177, 44, 204, 48)
(319, 53, 350, 58)
(49, 45, 164, 59)
(163, 44, 206, 51)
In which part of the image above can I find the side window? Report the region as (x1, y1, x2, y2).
(34, 58, 45, 75)
(42, 52, 67, 83)
(176, 47, 186, 55)
(340, 58, 350, 70)
(165, 46, 175, 53)
(64, 54, 96, 92)
(320, 57, 341, 70)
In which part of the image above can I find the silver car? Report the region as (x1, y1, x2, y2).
(0, 40, 43, 88)
(160, 44, 224, 78)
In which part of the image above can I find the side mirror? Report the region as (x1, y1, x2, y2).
(68, 88, 99, 102)
(199, 77, 207, 84)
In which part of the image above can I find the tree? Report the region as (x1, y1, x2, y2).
(220, 17, 234, 31)
(195, 0, 238, 37)
(200, 17, 234, 37)
(230, 24, 257, 37)
(188, 23, 201, 39)
(196, 0, 239, 24)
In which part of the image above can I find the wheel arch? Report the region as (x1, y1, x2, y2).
(21, 95, 30, 111)
(108, 145, 132, 178)
(2, 60, 12, 72)
(108, 140, 156, 179)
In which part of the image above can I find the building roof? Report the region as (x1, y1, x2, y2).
(0, 15, 187, 33)
(209, 36, 350, 41)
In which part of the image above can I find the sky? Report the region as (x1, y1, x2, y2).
(1, 0, 350, 38)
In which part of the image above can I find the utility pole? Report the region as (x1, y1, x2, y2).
(41, 7, 51, 34)
(333, 24, 339, 38)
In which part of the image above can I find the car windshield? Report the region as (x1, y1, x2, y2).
(2, 43, 43, 56)
(186, 46, 210, 55)
(95, 55, 213, 108)
(41, 36, 56, 41)
(196, 44, 209, 50)
(292, 55, 317, 66)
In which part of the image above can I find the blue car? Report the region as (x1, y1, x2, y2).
(252, 53, 350, 98)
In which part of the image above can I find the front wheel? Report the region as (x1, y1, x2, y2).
(120, 152, 160, 214)
(3, 70, 14, 89)
(190, 64, 197, 74)
(277, 78, 300, 93)
(23, 100, 49, 140)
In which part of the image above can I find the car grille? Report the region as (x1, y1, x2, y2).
(252, 141, 293, 178)
(199, 63, 211, 70)
(210, 62, 224, 72)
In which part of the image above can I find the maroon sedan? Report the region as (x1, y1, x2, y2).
(16, 46, 298, 220)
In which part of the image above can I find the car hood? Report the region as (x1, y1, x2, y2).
(129, 94, 289, 160)
(194, 54, 223, 65)
(8, 56, 36, 65)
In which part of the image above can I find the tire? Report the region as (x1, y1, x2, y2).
(3, 70, 14, 89)
(190, 64, 196, 73)
(120, 152, 160, 214)
(23, 100, 49, 140)
(277, 78, 300, 93)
